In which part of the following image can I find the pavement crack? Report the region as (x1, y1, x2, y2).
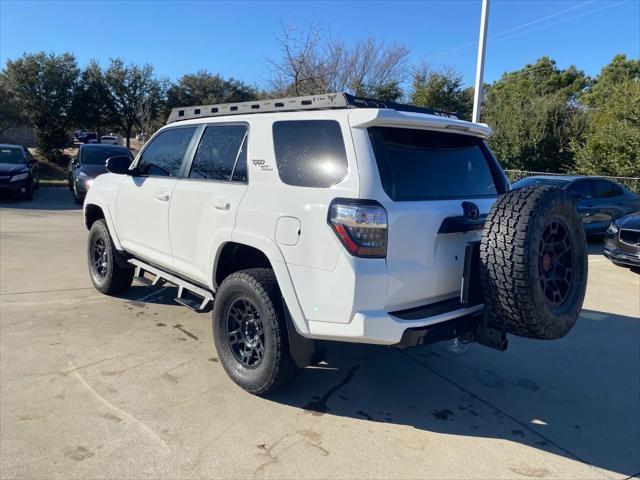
(303, 364, 360, 415)
(1, 287, 95, 296)
(61, 355, 121, 375)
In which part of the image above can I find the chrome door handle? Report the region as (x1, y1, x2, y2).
(155, 191, 170, 202)
(212, 199, 230, 210)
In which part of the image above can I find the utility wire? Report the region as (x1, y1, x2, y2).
(428, 0, 629, 61)
(428, 0, 596, 59)
(485, 0, 630, 47)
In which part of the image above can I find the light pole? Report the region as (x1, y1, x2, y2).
(472, 0, 490, 123)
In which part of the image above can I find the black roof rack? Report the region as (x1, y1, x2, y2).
(166, 92, 458, 124)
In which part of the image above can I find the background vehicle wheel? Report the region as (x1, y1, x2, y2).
(212, 268, 299, 395)
(87, 219, 134, 294)
(73, 182, 83, 205)
(22, 181, 34, 201)
(480, 186, 588, 340)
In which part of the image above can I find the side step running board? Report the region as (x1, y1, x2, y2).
(128, 258, 214, 312)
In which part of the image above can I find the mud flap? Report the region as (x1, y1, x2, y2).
(283, 302, 318, 368)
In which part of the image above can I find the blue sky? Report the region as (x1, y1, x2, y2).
(1, 0, 638, 88)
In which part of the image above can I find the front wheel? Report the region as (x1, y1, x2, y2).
(87, 219, 134, 294)
(22, 180, 34, 201)
(73, 180, 83, 205)
(212, 268, 299, 395)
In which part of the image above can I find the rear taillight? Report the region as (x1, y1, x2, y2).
(329, 199, 388, 258)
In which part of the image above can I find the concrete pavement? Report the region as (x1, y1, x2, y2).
(1, 188, 638, 479)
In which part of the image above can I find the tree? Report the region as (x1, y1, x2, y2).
(269, 24, 408, 100)
(409, 64, 473, 119)
(2, 52, 79, 160)
(0, 75, 25, 134)
(482, 57, 589, 172)
(72, 60, 118, 141)
(165, 71, 258, 109)
(573, 56, 640, 177)
(581, 54, 640, 107)
(105, 58, 163, 148)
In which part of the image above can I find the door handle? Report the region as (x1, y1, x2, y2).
(212, 199, 230, 211)
(155, 191, 170, 202)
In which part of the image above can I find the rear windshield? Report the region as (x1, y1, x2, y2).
(82, 147, 130, 165)
(0, 147, 25, 164)
(368, 127, 500, 201)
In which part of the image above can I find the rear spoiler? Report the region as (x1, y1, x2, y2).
(348, 109, 493, 139)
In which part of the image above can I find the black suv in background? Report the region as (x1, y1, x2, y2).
(0, 144, 39, 201)
(68, 144, 132, 204)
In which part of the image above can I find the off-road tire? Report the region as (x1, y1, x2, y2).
(480, 186, 587, 339)
(212, 268, 299, 395)
(87, 219, 134, 294)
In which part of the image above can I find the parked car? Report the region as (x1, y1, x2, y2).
(82, 133, 98, 144)
(68, 144, 132, 204)
(83, 93, 589, 395)
(511, 175, 640, 236)
(604, 212, 640, 274)
(99, 135, 120, 145)
(0, 144, 39, 200)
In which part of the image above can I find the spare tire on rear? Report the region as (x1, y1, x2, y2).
(480, 185, 588, 340)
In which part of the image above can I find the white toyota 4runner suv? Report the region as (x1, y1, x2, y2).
(84, 93, 588, 395)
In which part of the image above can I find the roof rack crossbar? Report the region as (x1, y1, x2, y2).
(166, 92, 458, 124)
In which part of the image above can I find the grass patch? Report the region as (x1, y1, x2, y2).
(29, 147, 76, 183)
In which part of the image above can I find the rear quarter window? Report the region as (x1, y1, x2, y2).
(272, 120, 348, 188)
(368, 127, 501, 201)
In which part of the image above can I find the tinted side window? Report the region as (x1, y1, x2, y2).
(137, 127, 196, 177)
(566, 181, 593, 199)
(594, 180, 623, 198)
(273, 120, 348, 188)
(189, 125, 247, 181)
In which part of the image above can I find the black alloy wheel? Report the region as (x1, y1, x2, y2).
(538, 219, 575, 306)
(225, 297, 266, 368)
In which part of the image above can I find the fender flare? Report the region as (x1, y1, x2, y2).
(212, 229, 310, 336)
(83, 200, 123, 251)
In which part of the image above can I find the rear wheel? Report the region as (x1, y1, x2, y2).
(480, 186, 587, 339)
(212, 268, 299, 395)
(87, 220, 134, 294)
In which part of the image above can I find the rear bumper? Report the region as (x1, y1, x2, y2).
(306, 302, 484, 345)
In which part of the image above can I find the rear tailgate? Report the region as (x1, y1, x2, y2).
(363, 121, 507, 311)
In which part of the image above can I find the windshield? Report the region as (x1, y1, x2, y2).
(368, 127, 500, 201)
(81, 147, 130, 165)
(512, 177, 570, 189)
(0, 147, 25, 164)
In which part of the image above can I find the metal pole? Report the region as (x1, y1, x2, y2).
(472, 0, 490, 123)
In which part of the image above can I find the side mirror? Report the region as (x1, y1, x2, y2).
(106, 155, 133, 175)
(570, 193, 583, 200)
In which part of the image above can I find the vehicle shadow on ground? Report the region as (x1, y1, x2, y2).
(0, 188, 80, 211)
(269, 309, 640, 477)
